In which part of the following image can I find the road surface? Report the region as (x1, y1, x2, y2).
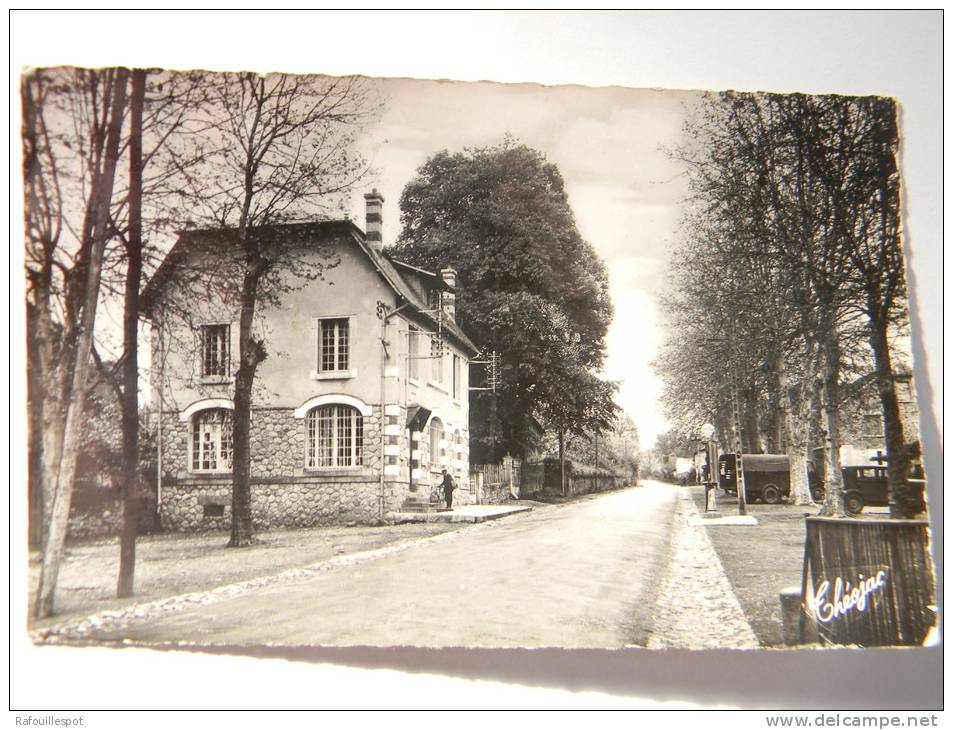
(88, 483, 678, 648)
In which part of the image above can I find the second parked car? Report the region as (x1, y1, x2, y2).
(840, 465, 927, 517)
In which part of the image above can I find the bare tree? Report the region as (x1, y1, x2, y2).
(116, 69, 145, 598)
(30, 67, 129, 618)
(171, 72, 372, 546)
(26, 67, 221, 610)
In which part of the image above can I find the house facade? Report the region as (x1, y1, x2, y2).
(144, 191, 480, 531)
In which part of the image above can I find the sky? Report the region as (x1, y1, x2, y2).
(346, 78, 700, 448)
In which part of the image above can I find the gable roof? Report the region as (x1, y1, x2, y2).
(141, 219, 479, 356)
(389, 258, 453, 292)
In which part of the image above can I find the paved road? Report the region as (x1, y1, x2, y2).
(88, 483, 679, 648)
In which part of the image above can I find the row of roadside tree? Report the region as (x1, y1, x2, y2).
(654, 92, 917, 518)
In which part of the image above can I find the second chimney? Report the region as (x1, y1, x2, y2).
(440, 268, 457, 321)
(364, 189, 384, 252)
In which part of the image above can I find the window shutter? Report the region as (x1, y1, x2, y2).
(230, 321, 240, 376)
(193, 326, 201, 380)
(316, 319, 323, 372)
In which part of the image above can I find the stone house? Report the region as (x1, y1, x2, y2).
(143, 191, 479, 531)
(837, 368, 921, 467)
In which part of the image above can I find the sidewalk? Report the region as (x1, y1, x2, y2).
(646, 488, 760, 649)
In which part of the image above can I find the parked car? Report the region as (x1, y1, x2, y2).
(840, 465, 926, 517)
(718, 453, 822, 504)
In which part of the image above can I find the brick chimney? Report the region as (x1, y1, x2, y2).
(363, 188, 384, 252)
(440, 268, 457, 321)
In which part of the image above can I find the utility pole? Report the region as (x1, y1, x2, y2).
(701, 422, 718, 513)
(728, 328, 748, 516)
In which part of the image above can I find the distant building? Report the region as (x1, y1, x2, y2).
(838, 369, 921, 467)
(143, 190, 480, 531)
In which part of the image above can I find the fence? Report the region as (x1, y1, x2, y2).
(470, 458, 522, 504)
(799, 516, 936, 646)
(570, 464, 627, 495)
(520, 458, 626, 498)
(472, 457, 629, 504)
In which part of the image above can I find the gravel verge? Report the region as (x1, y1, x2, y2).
(647, 489, 760, 650)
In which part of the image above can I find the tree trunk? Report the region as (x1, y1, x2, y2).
(768, 350, 786, 453)
(229, 249, 266, 547)
(781, 357, 815, 506)
(38, 366, 65, 545)
(35, 69, 128, 618)
(117, 69, 145, 598)
(868, 319, 911, 517)
(32, 290, 68, 549)
(26, 305, 47, 548)
(743, 388, 762, 454)
(806, 372, 822, 477)
(558, 429, 566, 497)
(817, 331, 846, 517)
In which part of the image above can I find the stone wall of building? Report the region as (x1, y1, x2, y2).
(159, 406, 394, 530)
(160, 406, 383, 480)
(160, 475, 396, 531)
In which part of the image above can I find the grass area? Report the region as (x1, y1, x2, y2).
(27, 522, 466, 630)
(688, 487, 931, 647)
(689, 488, 812, 646)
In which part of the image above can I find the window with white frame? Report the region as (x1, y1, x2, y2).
(191, 409, 233, 471)
(306, 404, 364, 468)
(408, 324, 420, 381)
(430, 418, 444, 468)
(319, 318, 350, 372)
(452, 354, 462, 400)
(200, 324, 230, 378)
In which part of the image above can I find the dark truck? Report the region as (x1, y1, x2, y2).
(718, 453, 822, 504)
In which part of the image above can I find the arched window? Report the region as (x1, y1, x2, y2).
(307, 404, 364, 468)
(191, 409, 233, 472)
(430, 418, 444, 469)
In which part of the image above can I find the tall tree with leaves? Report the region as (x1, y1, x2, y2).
(663, 91, 913, 517)
(798, 96, 914, 516)
(392, 140, 615, 462)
